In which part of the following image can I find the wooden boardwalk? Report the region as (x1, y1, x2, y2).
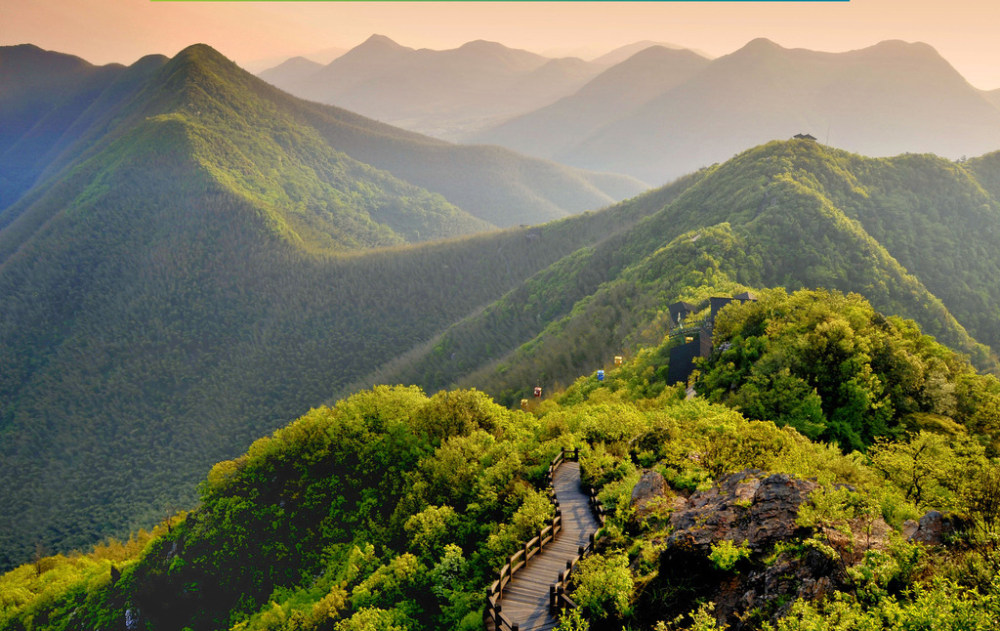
(495, 461, 601, 631)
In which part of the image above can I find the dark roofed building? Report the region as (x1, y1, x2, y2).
(793, 133, 817, 141)
(668, 301, 697, 327)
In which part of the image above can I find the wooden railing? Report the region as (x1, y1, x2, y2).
(549, 484, 607, 611)
(484, 448, 578, 631)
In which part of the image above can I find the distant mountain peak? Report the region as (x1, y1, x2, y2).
(336, 34, 412, 65)
(868, 39, 935, 52)
(626, 45, 709, 63)
(172, 42, 234, 68)
(3, 43, 45, 55)
(358, 34, 405, 50)
(0, 43, 94, 72)
(176, 42, 221, 57)
(737, 37, 785, 55)
(862, 39, 945, 62)
(591, 41, 707, 67)
(458, 39, 508, 52)
(451, 39, 543, 65)
(263, 55, 321, 72)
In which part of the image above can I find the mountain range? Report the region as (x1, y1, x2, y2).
(357, 139, 1000, 405)
(5, 38, 1000, 576)
(474, 45, 712, 165)
(6, 150, 1000, 631)
(256, 36, 1000, 187)
(258, 34, 609, 140)
(476, 38, 1000, 184)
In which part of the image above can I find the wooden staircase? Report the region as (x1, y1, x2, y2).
(485, 450, 603, 631)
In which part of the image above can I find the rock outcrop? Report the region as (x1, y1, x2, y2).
(668, 469, 817, 550)
(903, 510, 956, 545)
(640, 469, 893, 630)
(629, 469, 681, 525)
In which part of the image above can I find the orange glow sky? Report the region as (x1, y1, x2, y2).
(4, 0, 1000, 90)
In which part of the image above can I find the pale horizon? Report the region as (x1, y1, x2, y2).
(3, 0, 1000, 91)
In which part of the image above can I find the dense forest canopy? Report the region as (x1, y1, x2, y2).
(5, 290, 1000, 631)
(697, 289, 1000, 452)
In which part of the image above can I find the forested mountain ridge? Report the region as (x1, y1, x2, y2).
(6, 289, 1000, 630)
(363, 140, 1000, 404)
(0, 43, 644, 230)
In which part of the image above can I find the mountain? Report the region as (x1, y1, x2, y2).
(6, 51, 1000, 576)
(0, 43, 648, 570)
(985, 87, 1000, 109)
(256, 55, 323, 86)
(359, 140, 1000, 405)
(1, 44, 645, 229)
(480, 39, 1000, 185)
(243, 46, 346, 74)
(590, 40, 705, 66)
(475, 46, 711, 161)
(1, 44, 492, 249)
(259, 34, 607, 140)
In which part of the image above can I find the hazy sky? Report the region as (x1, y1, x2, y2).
(4, 0, 1000, 90)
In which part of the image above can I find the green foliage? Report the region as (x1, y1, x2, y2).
(10, 130, 1000, 631)
(656, 602, 725, 631)
(573, 551, 634, 620)
(558, 607, 591, 631)
(697, 289, 1000, 451)
(868, 431, 987, 509)
(0, 384, 558, 630)
(333, 607, 409, 631)
(412, 388, 506, 443)
(7, 321, 1000, 631)
(764, 579, 1000, 631)
(708, 540, 752, 572)
(404, 505, 458, 561)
